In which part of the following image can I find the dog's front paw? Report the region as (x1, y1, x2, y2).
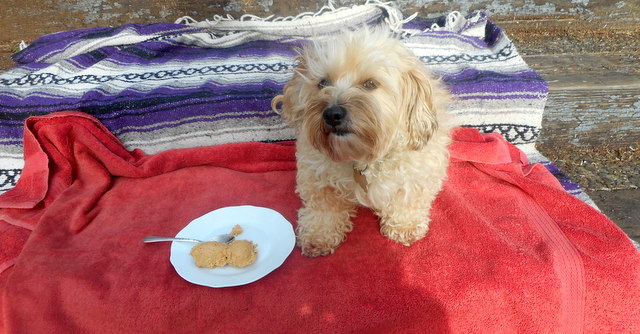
(298, 240, 337, 257)
(295, 204, 354, 257)
(380, 222, 429, 246)
(297, 231, 345, 257)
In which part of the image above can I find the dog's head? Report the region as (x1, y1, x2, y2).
(272, 27, 448, 163)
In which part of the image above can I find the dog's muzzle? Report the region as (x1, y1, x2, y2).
(323, 105, 349, 135)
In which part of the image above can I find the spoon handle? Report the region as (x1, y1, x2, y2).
(142, 236, 202, 243)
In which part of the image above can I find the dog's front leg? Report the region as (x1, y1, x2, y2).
(296, 186, 356, 257)
(377, 192, 434, 246)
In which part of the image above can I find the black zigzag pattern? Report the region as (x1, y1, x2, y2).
(0, 62, 292, 87)
(0, 169, 21, 190)
(471, 124, 539, 144)
(420, 43, 514, 64)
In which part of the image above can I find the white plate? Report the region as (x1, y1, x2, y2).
(170, 205, 295, 288)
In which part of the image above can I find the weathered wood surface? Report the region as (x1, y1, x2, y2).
(541, 87, 639, 147)
(524, 53, 640, 90)
(1, 0, 637, 50)
(500, 16, 639, 148)
(0, 0, 638, 148)
(523, 53, 640, 148)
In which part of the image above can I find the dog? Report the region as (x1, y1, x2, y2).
(271, 27, 453, 257)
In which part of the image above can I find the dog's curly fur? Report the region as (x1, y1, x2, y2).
(272, 28, 453, 257)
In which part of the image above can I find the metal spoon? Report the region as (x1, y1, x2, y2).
(142, 234, 235, 244)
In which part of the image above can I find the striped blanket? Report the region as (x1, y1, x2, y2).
(0, 1, 589, 203)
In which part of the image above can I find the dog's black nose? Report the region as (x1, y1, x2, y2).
(323, 105, 347, 127)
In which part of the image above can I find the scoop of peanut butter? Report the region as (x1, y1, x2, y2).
(190, 241, 229, 268)
(189, 225, 258, 269)
(227, 240, 258, 268)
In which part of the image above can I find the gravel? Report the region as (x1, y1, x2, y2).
(538, 144, 639, 192)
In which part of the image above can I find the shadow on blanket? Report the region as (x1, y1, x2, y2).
(0, 111, 638, 333)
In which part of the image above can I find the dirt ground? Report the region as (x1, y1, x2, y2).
(538, 144, 640, 242)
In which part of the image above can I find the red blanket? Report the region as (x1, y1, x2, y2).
(1, 112, 638, 333)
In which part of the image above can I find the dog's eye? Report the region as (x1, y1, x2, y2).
(362, 79, 377, 90)
(318, 79, 330, 89)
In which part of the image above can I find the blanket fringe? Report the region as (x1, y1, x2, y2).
(175, 0, 485, 40)
(423, 11, 488, 39)
(174, 0, 420, 38)
(175, 0, 340, 26)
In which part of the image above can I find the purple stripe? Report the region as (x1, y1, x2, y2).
(484, 20, 504, 46)
(2, 140, 22, 145)
(13, 23, 204, 64)
(444, 69, 543, 81)
(542, 162, 583, 192)
(108, 112, 280, 136)
(0, 78, 284, 107)
(443, 69, 548, 94)
(63, 40, 299, 68)
(448, 81, 548, 95)
(0, 92, 276, 124)
(0, 109, 282, 143)
(454, 93, 548, 100)
(0, 127, 24, 140)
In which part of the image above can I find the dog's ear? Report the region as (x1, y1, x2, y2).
(401, 63, 441, 150)
(271, 56, 308, 128)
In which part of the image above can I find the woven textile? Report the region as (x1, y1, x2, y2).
(0, 2, 583, 199)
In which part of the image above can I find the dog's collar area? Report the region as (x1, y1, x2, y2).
(353, 164, 369, 173)
(352, 164, 369, 192)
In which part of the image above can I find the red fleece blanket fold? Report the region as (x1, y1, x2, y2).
(1, 112, 638, 333)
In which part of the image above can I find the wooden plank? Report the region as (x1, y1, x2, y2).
(523, 53, 640, 90)
(0, 0, 186, 44)
(501, 18, 640, 57)
(539, 88, 640, 147)
(524, 53, 640, 148)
